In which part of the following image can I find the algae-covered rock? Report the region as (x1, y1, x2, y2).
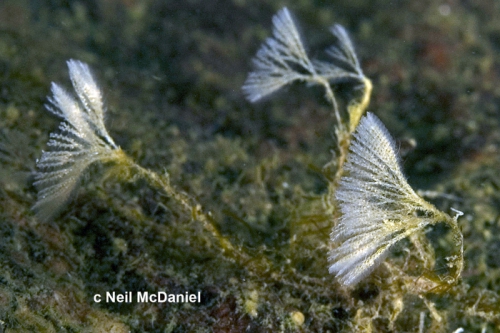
(1, 0, 500, 332)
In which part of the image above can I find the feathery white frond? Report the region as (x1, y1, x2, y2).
(313, 24, 364, 83)
(67, 59, 116, 147)
(33, 60, 121, 221)
(243, 7, 367, 109)
(329, 113, 435, 286)
(242, 7, 316, 102)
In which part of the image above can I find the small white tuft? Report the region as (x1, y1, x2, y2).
(242, 7, 314, 102)
(33, 60, 120, 221)
(329, 113, 433, 286)
(242, 8, 365, 104)
(312, 24, 364, 83)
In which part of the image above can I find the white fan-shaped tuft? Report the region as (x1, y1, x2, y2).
(243, 8, 365, 104)
(242, 7, 315, 102)
(329, 112, 436, 286)
(33, 60, 122, 221)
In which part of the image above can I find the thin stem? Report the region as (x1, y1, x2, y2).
(348, 77, 372, 133)
(328, 77, 372, 188)
(313, 76, 343, 130)
(127, 162, 278, 275)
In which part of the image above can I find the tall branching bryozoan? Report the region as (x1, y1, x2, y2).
(34, 60, 256, 271)
(242, 7, 372, 188)
(242, 8, 465, 291)
(329, 112, 464, 288)
(33, 60, 131, 221)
